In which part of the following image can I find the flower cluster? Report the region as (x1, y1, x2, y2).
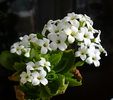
(42, 13, 107, 66)
(10, 34, 38, 57)
(20, 57, 51, 86)
(0, 12, 107, 100)
(11, 13, 107, 68)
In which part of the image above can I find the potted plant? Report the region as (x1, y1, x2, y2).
(0, 12, 107, 100)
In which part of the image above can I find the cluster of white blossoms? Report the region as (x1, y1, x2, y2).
(42, 12, 107, 66)
(10, 12, 107, 86)
(10, 34, 38, 57)
(20, 57, 51, 86)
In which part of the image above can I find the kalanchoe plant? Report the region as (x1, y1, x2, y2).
(0, 12, 107, 100)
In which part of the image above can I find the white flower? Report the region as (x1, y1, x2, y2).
(76, 27, 94, 45)
(38, 38, 51, 54)
(96, 44, 107, 56)
(42, 20, 62, 35)
(31, 72, 40, 85)
(86, 43, 96, 56)
(38, 57, 51, 72)
(10, 42, 24, 55)
(86, 48, 101, 67)
(37, 67, 47, 76)
(75, 45, 88, 61)
(19, 35, 30, 47)
(23, 47, 31, 57)
(47, 22, 58, 33)
(25, 61, 48, 86)
(13, 35, 35, 57)
(48, 32, 67, 51)
(42, 25, 47, 36)
(84, 14, 93, 23)
(20, 71, 33, 84)
(94, 31, 101, 43)
(20, 34, 38, 47)
(76, 14, 93, 26)
(86, 53, 101, 67)
(32, 71, 48, 86)
(29, 33, 38, 43)
(26, 62, 35, 72)
(84, 14, 93, 26)
(11, 41, 31, 57)
(57, 20, 70, 31)
(26, 61, 42, 71)
(64, 12, 76, 21)
(26, 60, 50, 73)
(64, 12, 80, 28)
(64, 26, 78, 43)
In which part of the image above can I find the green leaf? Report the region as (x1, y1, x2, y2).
(56, 74, 69, 94)
(45, 74, 68, 96)
(46, 70, 58, 81)
(30, 48, 41, 60)
(49, 51, 63, 68)
(13, 62, 25, 71)
(63, 72, 74, 77)
(37, 33, 43, 39)
(75, 61, 84, 67)
(64, 72, 82, 87)
(80, 21, 85, 27)
(65, 77, 82, 87)
(0, 51, 18, 71)
(53, 50, 75, 73)
(45, 77, 60, 96)
(21, 83, 51, 100)
(20, 84, 41, 99)
(40, 87, 51, 100)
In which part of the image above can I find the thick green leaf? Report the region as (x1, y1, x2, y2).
(30, 48, 41, 60)
(63, 72, 74, 77)
(45, 78, 60, 96)
(49, 51, 63, 68)
(20, 84, 41, 99)
(79, 21, 85, 27)
(56, 74, 69, 94)
(37, 33, 43, 39)
(75, 61, 84, 67)
(40, 87, 51, 100)
(0, 51, 18, 71)
(66, 77, 82, 87)
(53, 50, 75, 73)
(45, 74, 68, 96)
(46, 70, 58, 81)
(13, 62, 25, 71)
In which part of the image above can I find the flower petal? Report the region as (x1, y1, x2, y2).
(68, 35, 75, 43)
(50, 42, 57, 50)
(81, 55, 86, 61)
(32, 78, 40, 86)
(41, 47, 47, 54)
(38, 39, 44, 46)
(46, 66, 51, 72)
(48, 33, 57, 41)
(94, 60, 100, 67)
(58, 42, 67, 51)
(86, 57, 93, 64)
(40, 78, 48, 85)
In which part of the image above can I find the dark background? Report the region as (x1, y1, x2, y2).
(0, 0, 113, 100)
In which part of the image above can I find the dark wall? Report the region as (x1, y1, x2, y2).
(0, 0, 113, 100)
